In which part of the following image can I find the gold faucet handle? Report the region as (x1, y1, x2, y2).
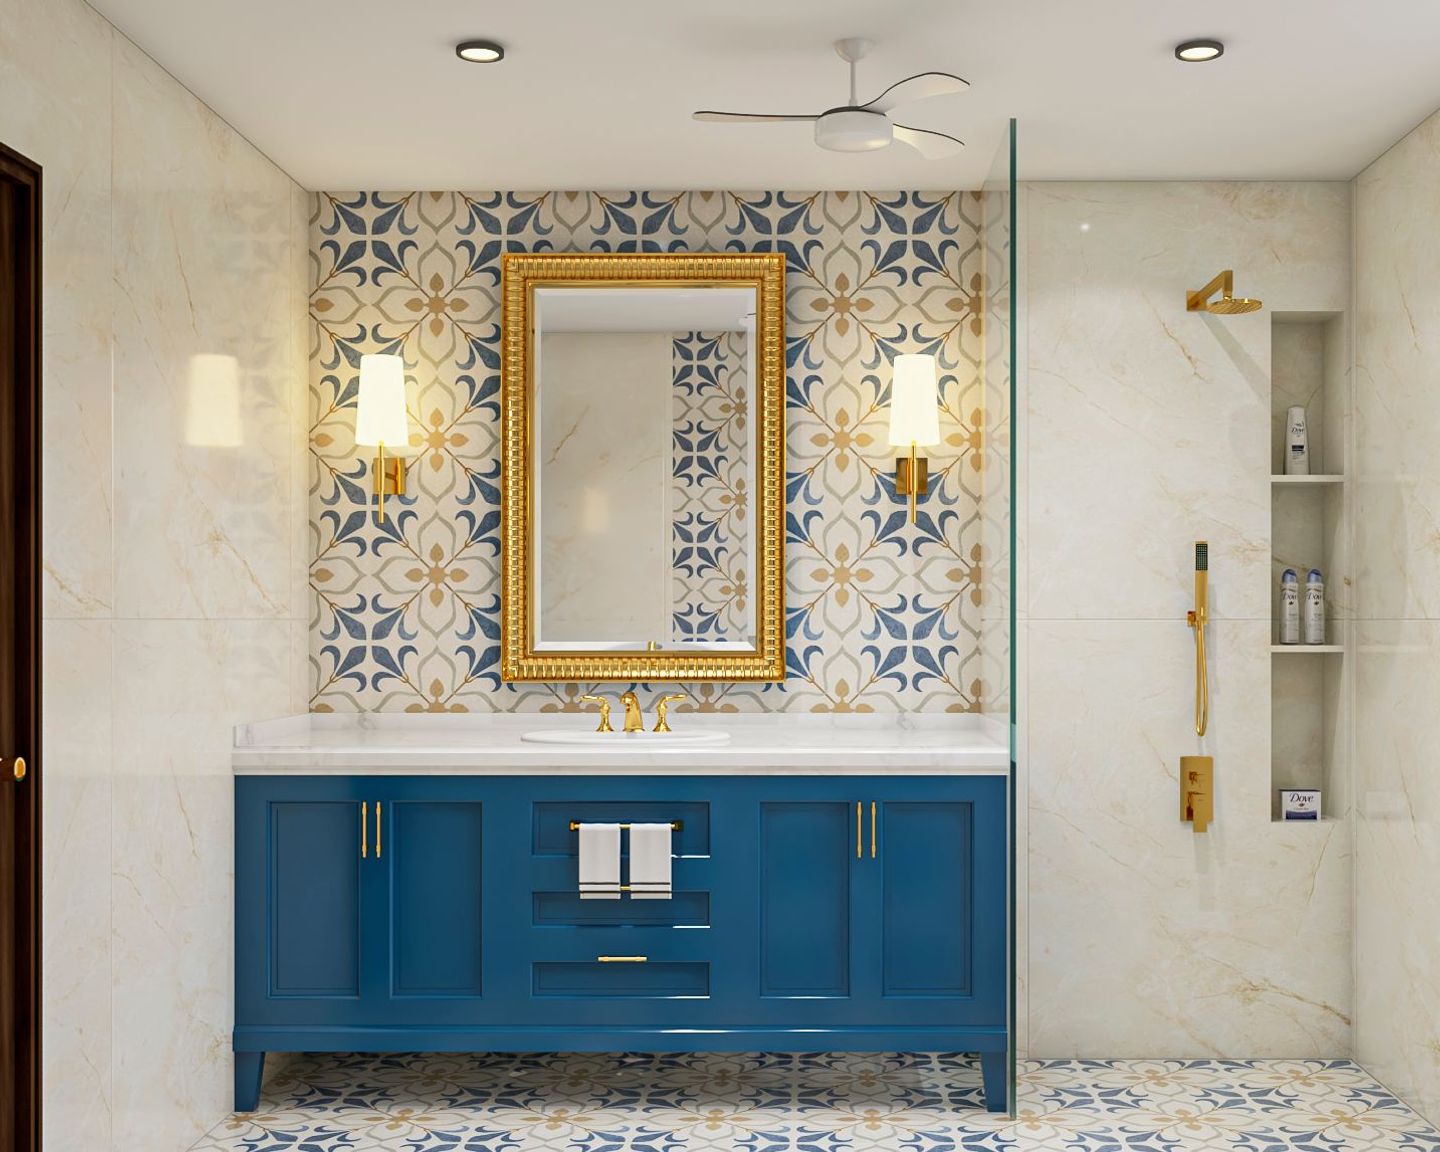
(653, 693, 689, 733)
(579, 694, 614, 733)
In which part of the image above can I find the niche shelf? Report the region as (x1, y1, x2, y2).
(1269, 312, 1350, 824)
(1271, 474, 1344, 485)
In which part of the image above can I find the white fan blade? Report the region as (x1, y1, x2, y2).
(693, 111, 818, 123)
(862, 72, 969, 114)
(891, 124, 965, 160)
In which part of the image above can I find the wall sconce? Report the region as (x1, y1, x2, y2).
(355, 353, 411, 523)
(888, 353, 941, 523)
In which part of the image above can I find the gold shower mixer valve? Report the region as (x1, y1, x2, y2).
(1180, 755, 1214, 834)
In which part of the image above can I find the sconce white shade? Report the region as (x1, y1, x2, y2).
(355, 354, 409, 447)
(887, 353, 941, 447)
(183, 353, 242, 447)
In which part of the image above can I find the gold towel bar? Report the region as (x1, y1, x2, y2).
(568, 820, 683, 831)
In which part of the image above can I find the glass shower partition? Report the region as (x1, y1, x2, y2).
(977, 118, 1017, 1113)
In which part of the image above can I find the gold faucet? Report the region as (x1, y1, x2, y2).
(579, 694, 614, 733)
(654, 693, 688, 733)
(619, 690, 645, 733)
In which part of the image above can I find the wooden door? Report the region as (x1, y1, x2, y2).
(0, 140, 42, 1152)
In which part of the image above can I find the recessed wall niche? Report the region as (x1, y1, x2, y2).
(1269, 312, 1349, 822)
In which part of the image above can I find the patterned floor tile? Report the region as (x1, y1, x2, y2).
(187, 1053, 1440, 1152)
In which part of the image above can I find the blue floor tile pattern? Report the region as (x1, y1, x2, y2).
(189, 1053, 1440, 1152)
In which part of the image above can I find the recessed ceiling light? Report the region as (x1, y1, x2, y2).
(1175, 39, 1224, 63)
(456, 39, 505, 64)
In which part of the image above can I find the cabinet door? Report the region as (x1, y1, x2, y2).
(857, 780, 1007, 1027)
(236, 778, 367, 1027)
(366, 790, 488, 1024)
(756, 797, 858, 1001)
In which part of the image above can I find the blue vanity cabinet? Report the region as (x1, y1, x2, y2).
(235, 771, 1010, 1114)
(235, 776, 495, 1108)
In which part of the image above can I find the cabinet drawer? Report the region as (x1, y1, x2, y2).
(533, 801, 710, 856)
(534, 890, 710, 927)
(533, 960, 709, 998)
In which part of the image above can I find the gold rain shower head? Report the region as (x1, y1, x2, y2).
(1186, 269, 1262, 315)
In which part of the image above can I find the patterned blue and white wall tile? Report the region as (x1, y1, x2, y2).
(309, 190, 992, 713)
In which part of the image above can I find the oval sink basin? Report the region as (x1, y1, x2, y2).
(521, 729, 731, 747)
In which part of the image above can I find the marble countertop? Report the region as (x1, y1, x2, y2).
(233, 713, 1012, 775)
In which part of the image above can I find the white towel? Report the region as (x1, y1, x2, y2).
(577, 823, 621, 900)
(627, 823, 672, 900)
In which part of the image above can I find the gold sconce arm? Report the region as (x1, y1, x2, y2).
(372, 444, 407, 525)
(895, 442, 929, 524)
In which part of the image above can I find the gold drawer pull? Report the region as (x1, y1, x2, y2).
(597, 955, 648, 963)
(361, 801, 368, 859)
(856, 801, 862, 859)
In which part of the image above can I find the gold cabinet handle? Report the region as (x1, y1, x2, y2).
(361, 801, 368, 859)
(597, 955, 647, 963)
(871, 801, 877, 859)
(12, 756, 25, 782)
(375, 801, 382, 859)
(856, 802, 862, 859)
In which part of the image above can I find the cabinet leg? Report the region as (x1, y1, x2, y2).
(980, 1050, 1007, 1113)
(234, 1051, 266, 1112)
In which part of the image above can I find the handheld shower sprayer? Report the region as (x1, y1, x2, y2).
(1187, 541, 1209, 737)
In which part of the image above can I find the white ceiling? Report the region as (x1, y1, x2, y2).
(88, 0, 1440, 190)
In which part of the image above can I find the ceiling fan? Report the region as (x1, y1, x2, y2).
(693, 38, 968, 159)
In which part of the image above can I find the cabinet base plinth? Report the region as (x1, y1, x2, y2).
(234, 1029, 1010, 1113)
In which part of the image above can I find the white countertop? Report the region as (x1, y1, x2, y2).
(233, 713, 1012, 775)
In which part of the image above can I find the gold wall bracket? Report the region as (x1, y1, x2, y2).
(895, 446, 929, 523)
(1181, 755, 1214, 834)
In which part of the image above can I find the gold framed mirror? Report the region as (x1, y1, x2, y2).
(500, 251, 786, 682)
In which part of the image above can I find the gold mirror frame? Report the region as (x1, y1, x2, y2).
(500, 251, 787, 682)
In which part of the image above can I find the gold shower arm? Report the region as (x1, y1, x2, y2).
(1186, 270, 1232, 312)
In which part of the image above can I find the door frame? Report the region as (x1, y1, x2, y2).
(0, 138, 42, 1152)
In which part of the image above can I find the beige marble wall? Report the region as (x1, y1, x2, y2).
(0, 0, 309, 1147)
(1023, 182, 1353, 1057)
(1354, 107, 1440, 1125)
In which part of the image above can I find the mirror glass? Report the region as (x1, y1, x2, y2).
(532, 286, 757, 653)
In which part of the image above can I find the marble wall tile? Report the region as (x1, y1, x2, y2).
(1027, 618, 1351, 1056)
(110, 618, 294, 1152)
(8, 2, 309, 1144)
(0, 0, 116, 618)
(1355, 114, 1440, 623)
(1354, 619, 1440, 1123)
(111, 33, 296, 622)
(41, 619, 113, 1150)
(1026, 182, 1350, 623)
(1023, 182, 1353, 1060)
(1353, 105, 1440, 1127)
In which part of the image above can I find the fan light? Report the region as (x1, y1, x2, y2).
(456, 40, 505, 63)
(1175, 39, 1223, 62)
